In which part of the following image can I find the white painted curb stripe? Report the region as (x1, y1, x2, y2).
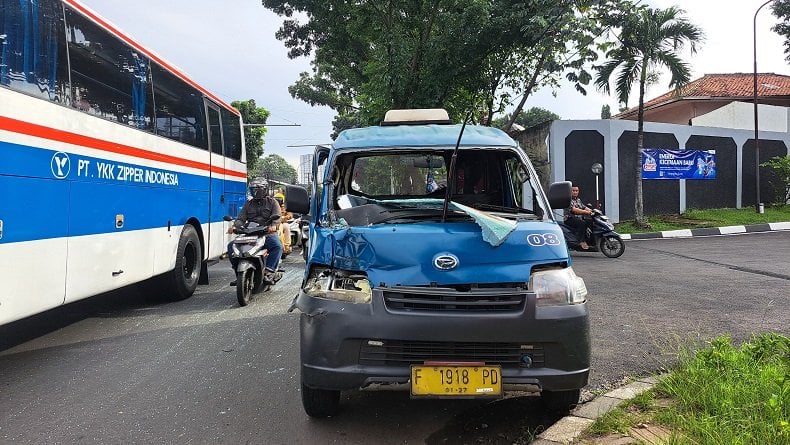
(661, 229, 693, 238)
(620, 234, 632, 240)
(769, 222, 790, 230)
(719, 225, 747, 234)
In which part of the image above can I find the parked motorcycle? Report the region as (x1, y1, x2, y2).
(559, 208, 625, 258)
(288, 215, 302, 252)
(224, 216, 284, 306)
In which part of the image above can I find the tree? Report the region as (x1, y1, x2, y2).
(491, 107, 559, 130)
(231, 99, 270, 179)
(601, 104, 612, 119)
(772, 0, 790, 62)
(257, 154, 298, 184)
(261, 0, 632, 133)
(760, 155, 790, 207)
(594, 6, 703, 228)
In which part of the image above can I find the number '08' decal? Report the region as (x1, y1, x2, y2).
(527, 233, 562, 246)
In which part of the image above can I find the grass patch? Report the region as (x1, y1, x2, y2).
(581, 333, 790, 444)
(615, 206, 790, 234)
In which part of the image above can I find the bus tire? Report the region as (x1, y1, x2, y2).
(164, 224, 202, 301)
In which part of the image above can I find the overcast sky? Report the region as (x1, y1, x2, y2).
(79, 0, 789, 171)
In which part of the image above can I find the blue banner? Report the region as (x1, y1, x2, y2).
(642, 149, 716, 180)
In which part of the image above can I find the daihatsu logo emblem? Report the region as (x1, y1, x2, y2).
(433, 254, 459, 270)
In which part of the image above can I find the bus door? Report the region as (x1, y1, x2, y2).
(205, 100, 226, 259)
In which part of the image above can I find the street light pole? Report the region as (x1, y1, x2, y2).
(753, 0, 774, 214)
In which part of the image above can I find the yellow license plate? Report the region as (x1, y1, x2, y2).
(410, 363, 502, 397)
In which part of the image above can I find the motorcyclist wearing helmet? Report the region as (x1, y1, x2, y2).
(227, 180, 283, 282)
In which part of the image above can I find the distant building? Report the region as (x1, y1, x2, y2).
(299, 153, 314, 185)
(514, 73, 790, 222)
(615, 73, 790, 130)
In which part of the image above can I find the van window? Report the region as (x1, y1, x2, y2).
(330, 149, 548, 222)
(351, 153, 446, 196)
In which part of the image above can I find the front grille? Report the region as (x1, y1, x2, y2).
(359, 340, 545, 368)
(382, 286, 526, 313)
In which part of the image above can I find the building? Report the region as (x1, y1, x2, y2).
(615, 73, 790, 130)
(516, 73, 790, 222)
(299, 153, 314, 185)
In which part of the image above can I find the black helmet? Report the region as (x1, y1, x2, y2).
(249, 180, 269, 200)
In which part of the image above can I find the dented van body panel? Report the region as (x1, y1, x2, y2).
(294, 113, 589, 415)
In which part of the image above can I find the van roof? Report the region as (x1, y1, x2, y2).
(333, 124, 517, 150)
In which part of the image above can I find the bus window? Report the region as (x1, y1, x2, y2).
(222, 108, 243, 161)
(207, 104, 224, 155)
(64, 6, 154, 130)
(0, 0, 69, 103)
(150, 62, 208, 150)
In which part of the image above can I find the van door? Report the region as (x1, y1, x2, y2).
(205, 100, 226, 260)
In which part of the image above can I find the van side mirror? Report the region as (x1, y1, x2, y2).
(547, 181, 572, 209)
(285, 185, 310, 214)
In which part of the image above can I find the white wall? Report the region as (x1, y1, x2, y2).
(548, 119, 790, 223)
(691, 102, 788, 132)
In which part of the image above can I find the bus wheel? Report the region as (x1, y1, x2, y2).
(165, 224, 201, 300)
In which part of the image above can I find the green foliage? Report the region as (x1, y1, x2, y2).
(588, 407, 632, 435)
(601, 104, 612, 119)
(261, 0, 634, 134)
(584, 334, 790, 444)
(231, 99, 270, 179)
(491, 107, 559, 130)
(594, 6, 704, 107)
(256, 154, 297, 184)
(773, 0, 790, 62)
(760, 155, 790, 207)
(657, 334, 790, 444)
(593, 5, 704, 226)
(614, 206, 790, 233)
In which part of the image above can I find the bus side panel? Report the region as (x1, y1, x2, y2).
(0, 176, 68, 325)
(65, 181, 211, 302)
(205, 175, 226, 261)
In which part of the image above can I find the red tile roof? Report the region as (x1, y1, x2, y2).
(615, 73, 790, 118)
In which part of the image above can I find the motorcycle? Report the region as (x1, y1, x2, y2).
(559, 208, 625, 258)
(224, 216, 284, 306)
(288, 215, 302, 252)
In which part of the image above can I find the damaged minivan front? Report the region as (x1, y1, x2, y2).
(288, 109, 589, 418)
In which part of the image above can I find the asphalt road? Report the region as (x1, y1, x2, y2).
(1, 231, 788, 444)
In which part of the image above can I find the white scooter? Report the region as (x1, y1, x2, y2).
(224, 216, 283, 306)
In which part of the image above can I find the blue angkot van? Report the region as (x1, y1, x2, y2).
(286, 109, 589, 417)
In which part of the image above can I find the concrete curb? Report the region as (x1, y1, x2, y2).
(620, 221, 790, 240)
(532, 376, 665, 445)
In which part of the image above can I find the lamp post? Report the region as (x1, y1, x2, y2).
(753, 0, 774, 214)
(591, 163, 603, 210)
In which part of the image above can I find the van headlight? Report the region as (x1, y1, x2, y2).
(303, 267, 372, 304)
(529, 267, 587, 306)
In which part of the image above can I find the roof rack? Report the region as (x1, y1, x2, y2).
(381, 109, 452, 126)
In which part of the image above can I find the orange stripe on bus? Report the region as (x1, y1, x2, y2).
(0, 116, 247, 179)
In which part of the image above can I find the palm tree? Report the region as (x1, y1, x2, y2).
(594, 6, 703, 228)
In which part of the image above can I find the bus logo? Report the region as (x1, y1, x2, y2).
(51, 152, 71, 179)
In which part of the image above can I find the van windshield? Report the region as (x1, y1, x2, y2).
(329, 149, 549, 225)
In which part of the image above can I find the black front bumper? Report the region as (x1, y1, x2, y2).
(296, 287, 590, 393)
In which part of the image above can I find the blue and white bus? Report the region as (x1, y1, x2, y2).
(0, 0, 247, 325)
